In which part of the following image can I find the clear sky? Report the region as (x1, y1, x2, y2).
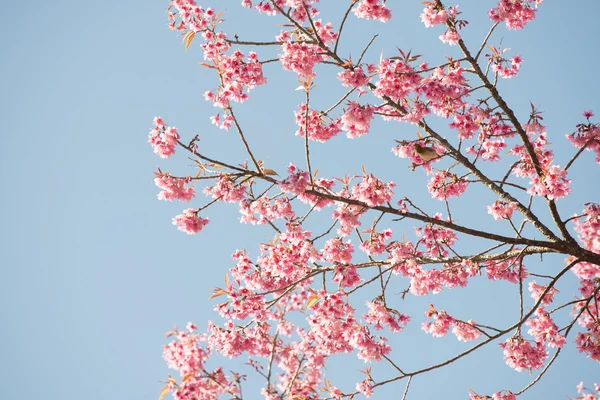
(1, 1, 599, 399)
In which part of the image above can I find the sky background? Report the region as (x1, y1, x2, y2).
(1, 1, 599, 399)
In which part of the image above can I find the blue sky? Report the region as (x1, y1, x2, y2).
(1, 1, 599, 399)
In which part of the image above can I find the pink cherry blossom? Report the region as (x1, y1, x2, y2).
(333, 264, 362, 287)
(353, 0, 391, 23)
(571, 381, 600, 400)
(492, 55, 523, 78)
(172, 209, 210, 234)
(338, 66, 370, 87)
(155, 173, 196, 202)
(439, 29, 461, 45)
(415, 215, 458, 258)
(364, 301, 410, 332)
(298, 178, 335, 209)
(526, 308, 566, 348)
(488, 200, 518, 220)
(526, 164, 571, 200)
(452, 320, 482, 342)
(322, 237, 354, 264)
(278, 163, 309, 195)
(570, 204, 600, 280)
(528, 280, 558, 306)
(294, 103, 342, 142)
(341, 102, 374, 138)
(356, 378, 375, 398)
(238, 197, 295, 225)
(360, 229, 392, 256)
(484, 256, 527, 284)
(489, 0, 541, 30)
(422, 309, 455, 337)
(500, 335, 547, 372)
(420, 6, 450, 27)
(351, 174, 395, 207)
(373, 58, 420, 103)
(567, 119, 600, 164)
(492, 392, 517, 400)
(204, 175, 247, 203)
(149, 117, 179, 158)
(332, 203, 365, 237)
(279, 41, 324, 78)
(427, 171, 469, 200)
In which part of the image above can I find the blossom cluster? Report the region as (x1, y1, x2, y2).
(567, 112, 600, 163)
(422, 308, 482, 342)
(149, 117, 179, 158)
(341, 102, 374, 138)
(488, 0, 542, 30)
(500, 335, 547, 372)
(172, 208, 210, 234)
(155, 173, 195, 202)
(353, 0, 391, 23)
(294, 103, 341, 142)
(351, 174, 395, 207)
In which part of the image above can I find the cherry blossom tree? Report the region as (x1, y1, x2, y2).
(149, 1, 600, 399)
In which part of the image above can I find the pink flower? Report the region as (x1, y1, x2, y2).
(163, 328, 208, 376)
(500, 335, 547, 372)
(527, 165, 571, 200)
(294, 103, 341, 142)
(338, 67, 370, 87)
(149, 118, 179, 158)
(322, 237, 354, 264)
(487, 200, 518, 220)
(373, 58, 420, 103)
(526, 308, 566, 348)
(567, 122, 600, 164)
(489, 0, 540, 30)
(418, 66, 469, 118)
(353, 0, 391, 23)
(427, 171, 469, 200)
(492, 392, 517, 400)
(238, 197, 295, 225)
(449, 112, 480, 139)
(204, 175, 247, 203)
(172, 208, 209, 234)
(439, 30, 461, 45)
(415, 216, 457, 258)
(298, 178, 335, 209)
(484, 256, 527, 284)
(452, 320, 482, 342)
(332, 264, 362, 287)
(572, 381, 600, 399)
(279, 41, 323, 78)
(356, 378, 374, 397)
(420, 6, 449, 27)
(492, 55, 523, 78)
(351, 174, 395, 207)
(364, 301, 410, 332)
(528, 280, 558, 306)
(332, 203, 364, 237)
(422, 309, 455, 337)
(341, 102, 374, 138)
(359, 229, 392, 256)
(154, 173, 196, 202)
(278, 163, 309, 195)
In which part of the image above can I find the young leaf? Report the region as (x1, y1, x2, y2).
(158, 385, 170, 400)
(182, 31, 195, 52)
(307, 294, 320, 308)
